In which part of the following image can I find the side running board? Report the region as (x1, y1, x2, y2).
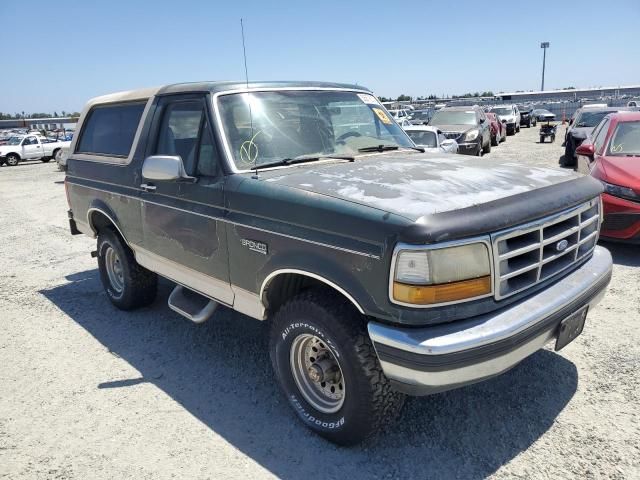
(168, 285, 218, 324)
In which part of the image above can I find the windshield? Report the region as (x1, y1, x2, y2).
(430, 110, 477, 126)
(490, 107, 513, 116)
(7, 136, 22, 145)
(575, 111, 613, 128)
(406, 130, 437, 147)
(217, 91, 413, 170)
(607, 121, 640, 156)
(412, 111, 430, 120)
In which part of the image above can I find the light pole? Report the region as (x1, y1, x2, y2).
(540, 42, 550, 91)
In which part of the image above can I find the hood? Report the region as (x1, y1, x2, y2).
(428, 124, 475, 134)
(600, 156, 640, 188)
(569, 126, 592, 138)
(258, 153, 581, 222)
(497, 114, 516, 121)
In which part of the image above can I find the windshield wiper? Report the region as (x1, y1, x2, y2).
(358, 145, 425, 153)
(255, 154, 355, 170)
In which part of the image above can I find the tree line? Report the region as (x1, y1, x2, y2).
(378, 91, 494, 102)
(0, 111, 81, 120)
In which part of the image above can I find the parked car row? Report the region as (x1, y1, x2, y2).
(0, 133, 70, 166)
(403, 103, 530, 157)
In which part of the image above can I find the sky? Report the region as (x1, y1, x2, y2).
(1, 0, 639, 113)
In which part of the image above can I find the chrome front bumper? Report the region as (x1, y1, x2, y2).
(368, 246, 612, 395)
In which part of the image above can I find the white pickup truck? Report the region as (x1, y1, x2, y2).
(0, 134, 71, 166)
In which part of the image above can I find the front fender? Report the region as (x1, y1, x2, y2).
(257, 247, 379, 315)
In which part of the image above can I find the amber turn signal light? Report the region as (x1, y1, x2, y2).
(393, 276, 491, 305)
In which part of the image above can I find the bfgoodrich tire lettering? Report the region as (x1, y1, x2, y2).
(269, 288, 405, 445)
(97, 228, 158, 310)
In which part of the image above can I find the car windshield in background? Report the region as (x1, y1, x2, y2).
(607, 121, 640, 156)
(216, 91, 413, 170)
(576, 111, 613, 128)
(491, 108, 512, 116)
(7, 137, 22, 145)
(406, 130, 437, 147)
(430, 110, 476, 125)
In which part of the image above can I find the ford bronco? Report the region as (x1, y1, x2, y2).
(65, 81, 612, 445)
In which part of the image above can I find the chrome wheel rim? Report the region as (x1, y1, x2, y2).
(104, 246, 124, 293)
(290, 334, 345, 414)
(7, 156, 17, 166)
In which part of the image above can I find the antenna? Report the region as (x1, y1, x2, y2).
(240, 18, 258, 178)
(241, 18, 250, 89)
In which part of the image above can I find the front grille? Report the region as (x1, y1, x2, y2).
(492, 199, 600, 299)
(443, 132, 462, 140)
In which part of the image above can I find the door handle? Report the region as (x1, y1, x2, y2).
(140, 183, 156, 192)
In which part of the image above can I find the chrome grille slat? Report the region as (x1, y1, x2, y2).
(498, 243, 540, 260)
(492, 199, 600, 300)
(542, 226, 581, 245)
(500, 263, 539, 280)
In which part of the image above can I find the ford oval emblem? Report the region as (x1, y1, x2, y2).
(556, 239, 569, 252)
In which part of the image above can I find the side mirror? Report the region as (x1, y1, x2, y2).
(142, 155, 196, 182)
(441, 139, 455, 146)
(479, 118, 485, 123)
(569, 118, 574, 125)
(575, 143, 595, 157)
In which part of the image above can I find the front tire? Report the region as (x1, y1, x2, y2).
(97, 228, 158, 310)
(41, 158, 51, 163)
(269, 289, 405, 445)
(483, 136, 491, 154)
(5, 153, 19, 166)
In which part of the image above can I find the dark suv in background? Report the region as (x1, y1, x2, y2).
(428, 106, 491, 156)
(518, 106, 536, 128)
(563, 107, 631, 166)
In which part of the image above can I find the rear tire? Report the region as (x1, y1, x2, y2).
(269, 288, 405, 445)
(540, 136, 545, 143)
(41, 158, 51, 163)
(97, 228, 158, 310)
(491, 132, 499, 146)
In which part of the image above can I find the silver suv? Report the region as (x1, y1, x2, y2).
(489, 104, 521, 135)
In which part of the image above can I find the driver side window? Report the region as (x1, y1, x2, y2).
(155, 100, 219, 177)
(592, 119, 610, 154)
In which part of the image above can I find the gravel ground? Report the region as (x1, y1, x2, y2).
(0, 125, 638, 479)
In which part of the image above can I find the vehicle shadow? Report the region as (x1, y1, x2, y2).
(599, 240, 640, 267)
(40, 271, 579, 479)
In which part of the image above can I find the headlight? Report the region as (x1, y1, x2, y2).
(601, 180, 640, 202)
(392, 243, 491, 305)
(464, 129, 479, 141)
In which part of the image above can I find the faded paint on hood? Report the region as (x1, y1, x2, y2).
(258, 153, 580, 221)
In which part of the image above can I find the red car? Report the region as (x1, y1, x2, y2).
(575, 111, 640, 242)
(485, 112, 506, 146)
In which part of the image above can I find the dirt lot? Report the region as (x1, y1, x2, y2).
(1, 125, 638, 479)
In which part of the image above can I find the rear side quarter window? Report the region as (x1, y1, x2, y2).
(76, 102, 146, 158)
